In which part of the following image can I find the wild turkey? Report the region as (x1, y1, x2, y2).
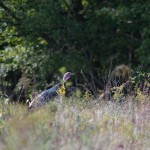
(28, 72, 72, 109)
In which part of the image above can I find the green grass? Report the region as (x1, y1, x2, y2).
(0, 95, 150, 150)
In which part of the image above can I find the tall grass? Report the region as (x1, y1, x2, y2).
(0, 95, 149, 150)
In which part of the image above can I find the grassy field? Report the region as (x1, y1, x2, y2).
(0, 95, 150, 150)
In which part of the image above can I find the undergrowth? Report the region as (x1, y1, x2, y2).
(0, 94, 149, 150)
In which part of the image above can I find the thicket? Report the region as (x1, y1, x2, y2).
(0, 0, 150, 100)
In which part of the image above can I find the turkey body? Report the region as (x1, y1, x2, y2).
(28, 72, 72, 109)
(29, 83, 62, 109)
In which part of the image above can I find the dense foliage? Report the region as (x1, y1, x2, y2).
(0, 0, 150, 98)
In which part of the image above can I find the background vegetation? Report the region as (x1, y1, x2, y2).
(0, 0, 150, 99)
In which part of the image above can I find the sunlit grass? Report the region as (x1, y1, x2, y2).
(0, 95, 149, 150)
